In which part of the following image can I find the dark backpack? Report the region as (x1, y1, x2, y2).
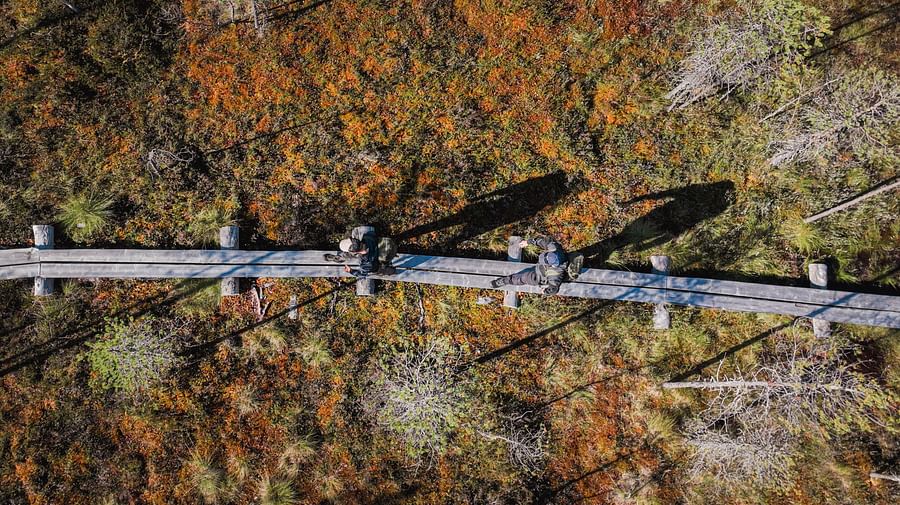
(377, 237, 398, 263)
(566, 253, 584, 280)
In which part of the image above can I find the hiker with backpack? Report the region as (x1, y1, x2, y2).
(327, 227, 397, 278)
(490, 235, 582, 295)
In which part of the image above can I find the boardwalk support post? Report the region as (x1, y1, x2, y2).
(651, 255, 670, 329)
(219, 226, 240, 296)
(504, 236, 523, 309)
(32, 225, 54, 296)
(354, 225, 376, 297)
(288, 295, 299, 320)
(808, 263, 831, 338)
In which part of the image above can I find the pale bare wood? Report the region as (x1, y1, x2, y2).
(32, 225, 54, 296)
(651, 255, 671, 330)
(870, 472, 900, 483)
(808, 263, 832, 338)
(804, 178, 900, 223)
(503, 236, 523, 309)
(219, 226, 240, 296)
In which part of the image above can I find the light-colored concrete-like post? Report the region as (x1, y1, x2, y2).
(503, 236, 523, 308)
(808, 263, 831, 338)
(354, 225, 376, 296)
(288, 295, 299, 320)
(219, 226, 240, 296)
(32, 225, 54, 296)
(651, 255, 671, 329)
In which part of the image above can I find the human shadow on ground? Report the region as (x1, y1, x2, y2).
(394, 171, 576, 255)
(573, 181, 736, 266)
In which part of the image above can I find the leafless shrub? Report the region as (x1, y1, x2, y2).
(667, 0, 830, 110)
(366, 339, 470, 466)
(665, 331, 890, 435)
(685, 419, 794, 486)
(478, 417, 548, 474)
(769, 69, 900, 166)
(146, 146, 195, 177)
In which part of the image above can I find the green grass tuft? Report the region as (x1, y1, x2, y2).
(188, 204, 235, 246)
(56, 193, 114, 243)
(258, 475, 297, 505)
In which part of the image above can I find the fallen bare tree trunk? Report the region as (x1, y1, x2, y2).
(870, 472, 900, 483)
(804, 178, 900, 223)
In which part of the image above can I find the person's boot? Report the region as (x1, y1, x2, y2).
(491, 277, 509, 288)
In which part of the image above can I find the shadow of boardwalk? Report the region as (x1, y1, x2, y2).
(1, 2, 99, 50)
(395, 171, 575, 252)
(0, 278, 210, 377)
(575, 181, 735, 264)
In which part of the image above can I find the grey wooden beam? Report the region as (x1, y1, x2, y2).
(0, 249, 39, 279)
(664, 290, 899, 328)
(32, 225, 54, 296)
(667, 276, 900, 312)
(219, 226, 240, 296)
(288, 295, 299, 320)
(808, 263, 832, 338)
(2, 247, 899, 329)
(651, 255, 671, 329)
(353, 225, 376, 296)
(503, 236, 522, 308)
(39, 249, 331, 265)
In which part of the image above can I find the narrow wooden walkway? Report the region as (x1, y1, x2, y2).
(2, 247, 899, 328)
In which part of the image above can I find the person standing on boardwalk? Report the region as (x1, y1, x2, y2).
(491, 235, 580, 295)
(330, 229, 397, 278)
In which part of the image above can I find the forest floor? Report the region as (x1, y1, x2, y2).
(0, 0, 898, 504)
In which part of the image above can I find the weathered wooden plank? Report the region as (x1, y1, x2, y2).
(651, 255, 671, 330)
(665, 291, 900, 328)
(0, 248, 39, 268)
(370, 269, 667, 304)
(4, 246, 899, 329)
(38, 263, 348, 279)
(667, 276, 900, 312)
(39, 249, 333, 265)
(0, 264, 40, 279)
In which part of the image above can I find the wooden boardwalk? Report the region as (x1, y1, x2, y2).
(2, 247, 899, 328)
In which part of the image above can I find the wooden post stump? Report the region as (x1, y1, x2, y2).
(288, 295, 299, 320)
(503, 236, 523, 309)
(219, 226, 240, 296)
(32, 225, 54, 296)
(808, 263, 831, 338)
(353, 225, 376, 296)
(651, 255, 670, 329)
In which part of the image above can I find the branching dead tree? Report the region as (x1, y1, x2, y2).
(685, 420, 794, 486)
(666, 0, 830, 110)
(870, 472, 900, 483)
(145, 147, 195, 177)
(477, 418, 548, 474)
(366, 340, 470, 465)
(665, 335, 889, 435)
(804, 177, 900, 223)
(769, 69, 900, 166)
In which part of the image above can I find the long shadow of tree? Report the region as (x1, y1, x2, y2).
(395, 171, 576, 254)
(574, 181, 736, 264)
